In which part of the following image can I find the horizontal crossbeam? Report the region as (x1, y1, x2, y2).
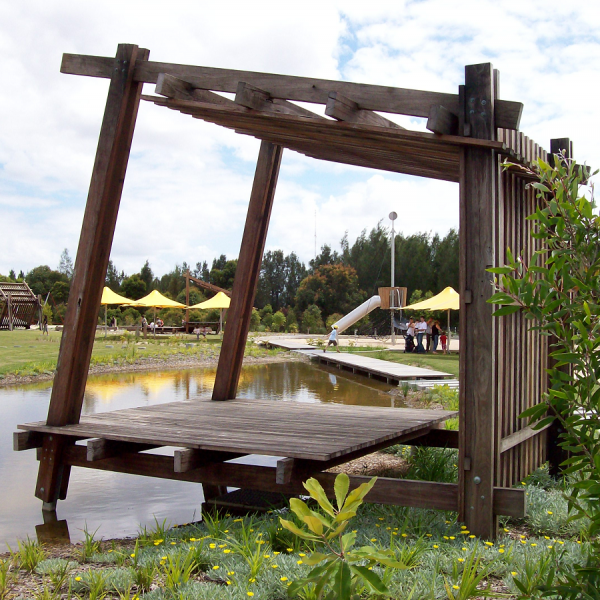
(61, 53, 523, 129)
(57, 444, 525, 517)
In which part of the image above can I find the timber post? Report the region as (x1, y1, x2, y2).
(459, 63, 499, 538)
(35, 43, 149, 506)
(7, 295, 13, 331)
(212, 141, 283, 401)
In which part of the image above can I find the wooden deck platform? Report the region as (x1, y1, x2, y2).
(19, 399, 455, 461)
(16, 399, 525, 518)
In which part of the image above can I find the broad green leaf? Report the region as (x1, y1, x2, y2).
(334, 473, 350, 511)
(326, 520, 349, 540)
(350, 565, 389, 594)
(341, 530, 356, 552)
(332, 561, 352, 600)
(289, 498, 311, 519)
(341, 477, 377, 512)
(279, 518, 320, 541)
(303, 478, 336, 517)
(334, 510, 358, 523)
(303, 552, 331, 566)
(492, 305, 521, 317)
(303, 515, 324, 535)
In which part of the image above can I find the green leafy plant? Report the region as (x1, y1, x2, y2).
(159, 550, 196, 590)
(0, 559, 14, 600)
(280, 473, 409, 599)
(510, 552, 556, 599)
(79, 525, 102, 562)
(225, 531, 270, 579)
(130, 560, 155, 592)
(443, 546, 496, 600)
(489, 155, 600, 595)
(9, 538, 46, 572)
(137, 516, 170, 545)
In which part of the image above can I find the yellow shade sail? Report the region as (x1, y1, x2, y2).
(403, 286, 460, 311)
(189, 291, 231, 310)
(133, 289, 186, 308)
(100, 287, 135, 306)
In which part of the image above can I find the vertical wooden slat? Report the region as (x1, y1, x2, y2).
(212, 141, 283, 401)
(36, 43, 149, 504)
(459, 63, 498, 538)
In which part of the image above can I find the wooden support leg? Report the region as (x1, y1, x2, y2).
(212, 141, 283, 400)
(459, 63, 499, 538)
(35, 43, 149, 504)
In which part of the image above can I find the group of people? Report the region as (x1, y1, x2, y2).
(405, 316, 447, 354)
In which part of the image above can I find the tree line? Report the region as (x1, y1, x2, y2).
(1, 225, 458, 332)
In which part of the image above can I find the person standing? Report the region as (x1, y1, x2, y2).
(405, 317, 416, 353)
(42, 315, 48, 335)
(415, 316, 427, 353)
(426, 318, 433, 352)
(141, 315, 148, 339)
(325, 324, 341, 353)
(432, 320, 440, 353)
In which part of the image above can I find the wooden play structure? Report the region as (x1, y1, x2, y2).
(0, 282, 42, 330)
(14, 44, 578, 538)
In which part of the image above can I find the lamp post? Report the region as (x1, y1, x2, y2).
(389, 211, 397, 344)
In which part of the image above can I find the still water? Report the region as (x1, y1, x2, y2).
(1, 361, 399, 549)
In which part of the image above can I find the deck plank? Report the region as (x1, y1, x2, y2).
(19, 399, 456, 461)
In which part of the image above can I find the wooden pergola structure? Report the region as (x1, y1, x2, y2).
(0, 282, 42, 330)
(14, 44, 574, 538)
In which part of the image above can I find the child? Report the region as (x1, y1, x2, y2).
(440, 329, 448, 354)
(325, 324, 341, 353)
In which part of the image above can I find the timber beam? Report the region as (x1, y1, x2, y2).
(86, 438, 159, 461)
(427, 105, 459, 135)
(61, 53, 523, 129)
(325, 92, 404, 129)
(235, 82, 324, 119)
(56, 444, 526, 517)
(156, 73, 241, 108)
(174, 449, 243, 473)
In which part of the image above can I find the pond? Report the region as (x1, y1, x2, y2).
(1, 361, 401, 549)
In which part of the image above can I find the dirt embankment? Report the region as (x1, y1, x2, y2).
(0, 352, 302, 388)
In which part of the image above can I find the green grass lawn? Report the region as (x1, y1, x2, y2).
(0, 330, 283, 378)
(345, 347, 460, 378)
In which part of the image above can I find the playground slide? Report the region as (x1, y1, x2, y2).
(332, 295, 381, 334)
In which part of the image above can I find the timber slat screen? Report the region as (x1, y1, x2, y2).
(0, 282, 41, 330)
(15, 43, 581, 538)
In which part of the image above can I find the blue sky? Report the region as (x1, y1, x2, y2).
(1, 1, 599, 278)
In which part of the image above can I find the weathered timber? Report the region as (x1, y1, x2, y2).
(500, 422, 552, 454)
(14, 430, 44, 451)
(86, 438, 158, 461)
(236, 82, 323, 118)
(212, 142, 283, 400)
(325, 91, 404, 128)
(459, 63, 498, 538)
(36, 44, 149, 505)
(156, 73, 242, 107)
(427, 105, 459, 135)
(61, 53, 523, 129)
(174, 449, 242, 473)
(56, 444, 525, 517)
(19, 399, 456, 461)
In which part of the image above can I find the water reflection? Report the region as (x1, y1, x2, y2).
(1, 361, 400, 549)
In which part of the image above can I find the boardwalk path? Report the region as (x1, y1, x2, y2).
(260, 338, 452, 385)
